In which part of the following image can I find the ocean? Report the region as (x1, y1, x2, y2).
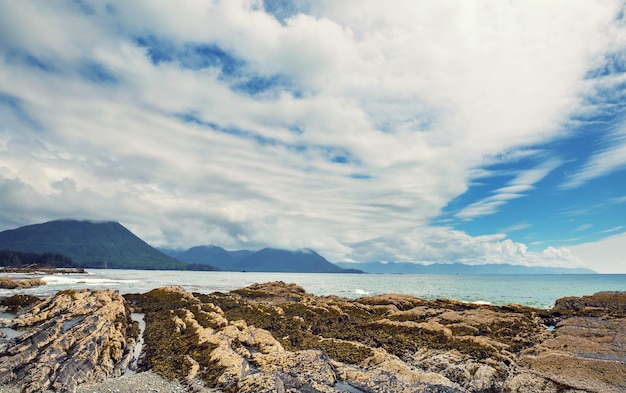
(2, 270, 625, 309)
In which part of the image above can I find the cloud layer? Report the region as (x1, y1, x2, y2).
(1, 1, 625, 269)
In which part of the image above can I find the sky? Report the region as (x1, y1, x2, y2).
(0, 1, 625, 273)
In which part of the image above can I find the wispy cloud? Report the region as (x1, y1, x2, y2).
(500, 222, 532, 234)
(601, 226, 625, 233)
(456, 160, 561, 220)
(561, 122, 626, 189)
(611, 195, 626, 204)
(574, 224, 593, 232)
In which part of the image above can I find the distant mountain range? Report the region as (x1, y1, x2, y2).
(161, 245, 253, 270)
(335, 261, 597, 274)
(163, 245, 362, 273)
(0, 220, 597, 274)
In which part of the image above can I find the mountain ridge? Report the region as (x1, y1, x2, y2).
(166, 245, 361, 273)
(163, 245, 254, 271)
(236, 248, 348, 273)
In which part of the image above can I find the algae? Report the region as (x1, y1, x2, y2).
(0, 294, 40, 313)
(131, 283, 560, 390)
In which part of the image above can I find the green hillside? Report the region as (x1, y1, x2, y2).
(0, 220, 186, 270)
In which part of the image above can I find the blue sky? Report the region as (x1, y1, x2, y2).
(0, 1, 625, 272)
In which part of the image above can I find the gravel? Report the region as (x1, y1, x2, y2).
(0, 371, 223, 393)
(76, 371, 187, 393)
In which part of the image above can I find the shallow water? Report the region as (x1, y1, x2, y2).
(128, 313, 145, 373)
(1, 270, 624, 309)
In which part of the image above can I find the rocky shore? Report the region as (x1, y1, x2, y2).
(0, 277, 47, 290)
(0, 282, 624, 393)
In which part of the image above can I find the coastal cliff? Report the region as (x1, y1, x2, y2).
(0, 283, 624, 392)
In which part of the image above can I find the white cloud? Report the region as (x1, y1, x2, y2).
(0, 0, 624, 270)
(348, 225, 584, 268)
(569, 231, 626, 273)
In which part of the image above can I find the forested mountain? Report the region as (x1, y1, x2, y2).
(0, 220, 191, 270)
(0, 249, 77, 268)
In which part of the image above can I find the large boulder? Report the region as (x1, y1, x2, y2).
(0, 289, 138, 393)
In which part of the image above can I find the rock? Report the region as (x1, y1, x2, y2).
(2, 283, 622, 392)
(504, 372, 559, 393)
(0, 289, 137, 393)
(232, 281, 308, 304)
(0, 294, 40, 314)
(132, 285, 473, 392)
(553, 291, 626, 316)
(237, 372, 285, 393)
(518, 292, 626, 393)
(0, 276, 46, 289)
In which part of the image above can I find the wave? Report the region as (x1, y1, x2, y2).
(42, 275, 138, 286)
(470, 300, 492, 305)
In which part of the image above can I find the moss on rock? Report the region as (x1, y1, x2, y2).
(126, 284, 626, 393)
(0, 294, 41, 313)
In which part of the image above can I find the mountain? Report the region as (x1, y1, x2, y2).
(168, 245, 360, 273)
(336, 261, 597, 274)
(0, 220, 190, 270)
(236, 248, 356, 273)
(168, 245, 254, 270)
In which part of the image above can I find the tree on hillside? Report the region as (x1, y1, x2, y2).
(0, 249, 77, 268)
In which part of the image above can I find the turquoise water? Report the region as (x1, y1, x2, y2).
(2, 270, 624, 309)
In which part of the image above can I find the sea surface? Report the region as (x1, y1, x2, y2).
(2, 270, 625, 309)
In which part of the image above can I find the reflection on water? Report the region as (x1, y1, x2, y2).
(62, 317, 83, 333)
(0, 326, 23, 340)
(0, 312, 23, 340)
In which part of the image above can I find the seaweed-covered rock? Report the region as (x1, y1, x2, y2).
(1, 283, 622, 392)
(133, 285, 472, 392)
(0, 289, 137, 393)
(553, 291, 626, 317)
(0, 277, 46, 289)
(0, 294, 41, 314)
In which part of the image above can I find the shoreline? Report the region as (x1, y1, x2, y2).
(0, 267, 86, 275)
(3, 269, 624, 310)
(0, 283, 623, 392)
